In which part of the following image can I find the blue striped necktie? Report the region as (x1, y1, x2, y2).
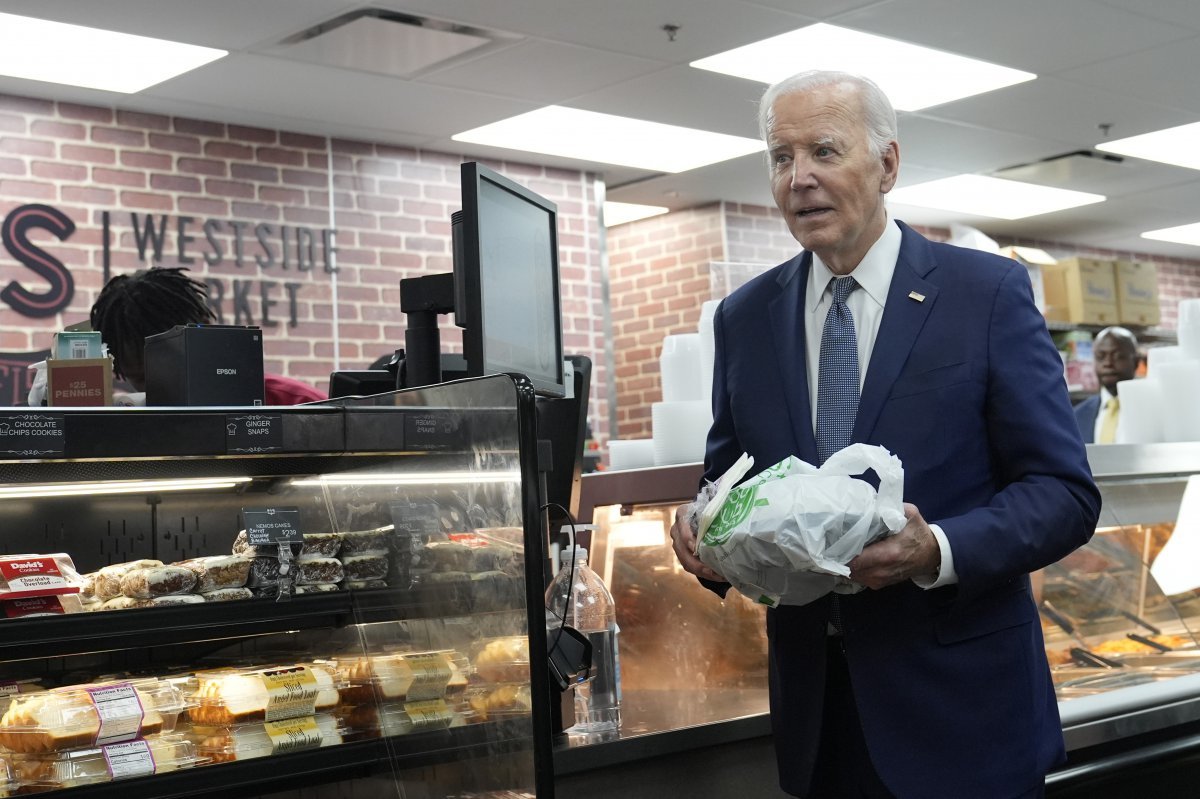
(815, 276, 860, 634)
(816, 276, 861, 464)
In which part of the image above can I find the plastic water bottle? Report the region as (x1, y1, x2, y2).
(545, 545, 621, 732)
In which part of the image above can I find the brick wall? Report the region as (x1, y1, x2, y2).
(0, 92, 609, 438)
(607, 204, 724, 438)
(609, 201, 1200, 444)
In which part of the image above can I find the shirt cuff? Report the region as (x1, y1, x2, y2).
(912, 523, 958, 589)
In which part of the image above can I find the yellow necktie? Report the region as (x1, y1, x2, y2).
(1098, 397, 1119, 444)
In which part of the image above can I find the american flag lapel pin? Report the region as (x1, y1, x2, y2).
(908, 291, 926, 302)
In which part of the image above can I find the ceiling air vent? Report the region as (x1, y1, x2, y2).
(991, 150, 1130, 195)
(278, 10, 495, 79)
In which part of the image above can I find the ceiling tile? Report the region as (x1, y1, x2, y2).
(834, 0, 1191, 75)
(922, 76, 1191, 153)
(420, 40, 668, 104)
(898, 115, 1071, 175)
(370, 0, 816, 62)
(0, 0, 358, 49)
(1057, 36, 1200, 116)
(1092, 0, 1200, 30)
(146, 54, 537, 140)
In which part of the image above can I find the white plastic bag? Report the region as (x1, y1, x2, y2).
(692, 444, 906, 607)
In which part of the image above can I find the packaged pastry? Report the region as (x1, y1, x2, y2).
(232, 531, 341, 560)
(422, 535, 515, 574)
(119, 565, 196, 599)
(7, 735, 203, 790)
(467, 572, 521, 613)
(246, 557, 286, 588)
(200, 587, 253, 602)
(0, 754, 10, 798)
(334, 656, 416, 705)
(339, 700, 455, 740)
(189, 713, 342, 763)
(98, 597, 151, 611)
(0, 679, 186, 754)
(342, 580, 387, 591)
(293, 583, 339, 595)
(0, 553, 85, 602)
(0, 680, 42, 698)
(186, 663, 340, 725)
(175, 556, 252, 592)
(94, 560, 163, 601)
(339, 526, 392, 556)
(473, 637, 530, 684)
(148, 594, 205, 607)
(296, 558, 343, 586)
(464, 683, 532, 722)
(1, 594, 85, 618)
(340, 553, 388, 583)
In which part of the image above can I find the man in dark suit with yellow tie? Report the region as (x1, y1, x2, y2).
(1074, 326, 1139, 444)
(671, 70, 1100, 798)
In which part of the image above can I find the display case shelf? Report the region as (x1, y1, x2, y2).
(28, 723, 534, 799)
(3, 584, 529, 660)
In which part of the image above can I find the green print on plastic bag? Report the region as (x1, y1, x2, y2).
(703, 485, 768, 545)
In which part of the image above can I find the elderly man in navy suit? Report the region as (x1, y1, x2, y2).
(671, 70, 1100, 799)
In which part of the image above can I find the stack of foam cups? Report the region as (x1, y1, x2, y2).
(652, 333, 712, 465)
(1128, 298, 1200, 444)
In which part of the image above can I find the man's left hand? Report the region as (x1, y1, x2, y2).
(848, 503, 940, 590)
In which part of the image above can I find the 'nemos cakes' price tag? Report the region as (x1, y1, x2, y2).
(264, 716, 324, 754)
(243, 507, 304, 547)
(260, 665, 320, 721)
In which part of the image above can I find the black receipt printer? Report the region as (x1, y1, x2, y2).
(145, 324, 265, 406)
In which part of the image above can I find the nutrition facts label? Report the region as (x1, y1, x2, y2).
(87, 682, 145, 746)
(102, 739, 157, 778)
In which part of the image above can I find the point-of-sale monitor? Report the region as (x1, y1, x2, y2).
(455, 161, 565, 398)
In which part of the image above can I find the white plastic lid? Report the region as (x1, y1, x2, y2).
(560, 546, 588, 567)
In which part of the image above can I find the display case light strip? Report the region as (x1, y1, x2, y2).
(291, 470, 521, 487)
(0, 477, 251, 500)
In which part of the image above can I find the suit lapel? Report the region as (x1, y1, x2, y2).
(853, 223, 939, 445)
(769, 253, 820, 464)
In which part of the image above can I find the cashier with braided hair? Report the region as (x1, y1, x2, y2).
(89, 267, 326, 405)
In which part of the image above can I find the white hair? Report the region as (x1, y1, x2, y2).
(758, 70, 897, 158)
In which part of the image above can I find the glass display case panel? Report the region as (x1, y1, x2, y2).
(1041, 455, 1200, 700)
(583, 500, 770, 738)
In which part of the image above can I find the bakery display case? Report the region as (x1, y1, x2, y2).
(0, 374, 551, 799)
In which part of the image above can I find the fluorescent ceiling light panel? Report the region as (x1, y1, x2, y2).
(888, 175, 1105, 220)
(1097, 122, 1200, 171)
(1142, 221, 1200, 247)
(603, 202, 670, 227)
(690, 23, 1035, 111)
(453, 106, 762, 173)
(0, 12, 227, 93)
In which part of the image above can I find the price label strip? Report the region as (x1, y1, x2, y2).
(402, 699, 454, 731)
(86, 682, 146, 746)
(264, 716, 324, 754)
(260, 666, 320, 722)
(102, 739, 157, 779)
(403, 653, 452, 701)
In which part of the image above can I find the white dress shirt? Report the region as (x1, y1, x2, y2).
(804, 216, 958, 589)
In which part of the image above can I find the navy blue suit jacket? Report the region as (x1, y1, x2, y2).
(1074, 393, 1100, 444)
(703, 222, 1100, 798)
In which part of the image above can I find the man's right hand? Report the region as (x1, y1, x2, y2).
(669, 503, 727, 583)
